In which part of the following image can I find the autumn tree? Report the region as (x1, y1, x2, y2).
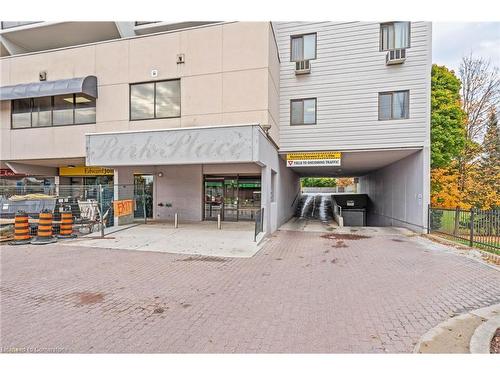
(430, 65, 467, 207)
(430, 65, 466, 169)
(457, 55, 500, 208)
(477, 109, 500, 209)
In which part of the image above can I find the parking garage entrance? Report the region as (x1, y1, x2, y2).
(203, 175, 261, 222)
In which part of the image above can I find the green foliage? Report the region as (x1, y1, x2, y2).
(482, 110, 499, 168)
(301, 177, 337, 188)
(431, 65, 467, 168)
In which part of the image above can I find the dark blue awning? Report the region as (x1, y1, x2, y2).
(0, 75, 97, 100)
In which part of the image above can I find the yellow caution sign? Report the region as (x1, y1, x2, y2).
(286, 152, 342, 167)
(59, 166, 114, 176)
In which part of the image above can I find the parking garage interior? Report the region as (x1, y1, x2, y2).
(285, 147, 430, 232)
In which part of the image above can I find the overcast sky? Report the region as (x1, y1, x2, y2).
(432, 22, 500, 74)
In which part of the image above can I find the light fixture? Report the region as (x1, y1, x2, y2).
(157, 172, 164, 177)
(67, 165, 76, 168)
(63, 96, 91, 104)
(74, 96, 91, 104)
(260, 124, 271, 134)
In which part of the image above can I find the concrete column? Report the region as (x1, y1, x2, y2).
(54, 175, 60, 196)
(422, 145, 431, 232)
(261, 165, 272, 234)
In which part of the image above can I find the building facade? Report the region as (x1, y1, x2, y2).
(0, 21, 431, 233)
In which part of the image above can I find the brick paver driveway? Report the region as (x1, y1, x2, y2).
(1, 229, 499, 353)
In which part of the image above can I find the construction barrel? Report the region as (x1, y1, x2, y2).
(57, 210, 76, 239)
(9, 211, 32, 245)
(31, 209, 57, 245)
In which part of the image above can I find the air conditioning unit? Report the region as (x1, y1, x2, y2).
(386, 49, 406, 65)
(295, 60, 311, 75)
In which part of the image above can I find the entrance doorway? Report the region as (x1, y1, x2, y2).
(204, 175, 261, 221)
(134, 174, 154, 219)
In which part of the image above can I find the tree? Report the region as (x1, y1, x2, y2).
(482, 109, 500, 170)
(301, 177, 337, 188)
(430, 166, 465, 208)
(477, 109, 500, 209)
(430, 65, 466, 169)
(459, 54, 500, 142)
(335, 178, 354, 188)
(456, 55, 500, 208)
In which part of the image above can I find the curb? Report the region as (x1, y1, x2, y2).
(413, 303, 500, 354)
(470, 316, 500, 354)
(421, 234, 500, 271)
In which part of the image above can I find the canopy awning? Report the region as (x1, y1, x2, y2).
(0, 75, 98, 100)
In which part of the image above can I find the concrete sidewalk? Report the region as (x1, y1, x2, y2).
(63, 221, 261, 258)
(414, 304, 500, 353)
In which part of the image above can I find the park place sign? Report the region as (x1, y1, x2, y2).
(286, 152, 342, 167)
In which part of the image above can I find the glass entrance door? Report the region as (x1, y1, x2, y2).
(134, 174, 154, 219)
(204, 178, 223, 220)
(223, 178, 238, 221)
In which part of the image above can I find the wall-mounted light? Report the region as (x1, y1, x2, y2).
(157, 172, 164, 177)
(67, 165, 76, 168)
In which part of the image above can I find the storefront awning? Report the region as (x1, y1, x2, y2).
(0, 75, 98, 101)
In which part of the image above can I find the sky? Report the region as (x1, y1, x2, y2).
(432, 22, 500, 73)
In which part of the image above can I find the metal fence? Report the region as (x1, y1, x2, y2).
(254, 208, 264, 242)
(429, 206, 500, 252)
(0, 184, 148, 239)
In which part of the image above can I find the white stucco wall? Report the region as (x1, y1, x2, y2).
(153, 165, 203, 222)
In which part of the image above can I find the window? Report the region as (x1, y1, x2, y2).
(291, 98, 316, 125)
(130, 79, 180, 120)
(290, 33, 317, 61)
(155, 80, 181, 118)
(11, 94, 96, 129)
(378, 91, 409, 120)
(32, 97, 52, 127)
(12, 98, 31, 128)
(75, 94, 97, 124)
(380, 22, 410, 51)
(53, 95, 74, 125)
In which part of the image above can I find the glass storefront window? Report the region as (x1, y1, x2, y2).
(203, 176, 261, 221)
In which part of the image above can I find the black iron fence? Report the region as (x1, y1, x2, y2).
(429, 206, 500, 252)
(254, 208, 264, 242)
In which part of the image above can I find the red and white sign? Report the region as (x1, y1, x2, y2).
(0, 168, 25, 177)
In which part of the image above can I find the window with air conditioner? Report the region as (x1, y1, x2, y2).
(380, 22, 410, 51)
(290, 33, 317, 61)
